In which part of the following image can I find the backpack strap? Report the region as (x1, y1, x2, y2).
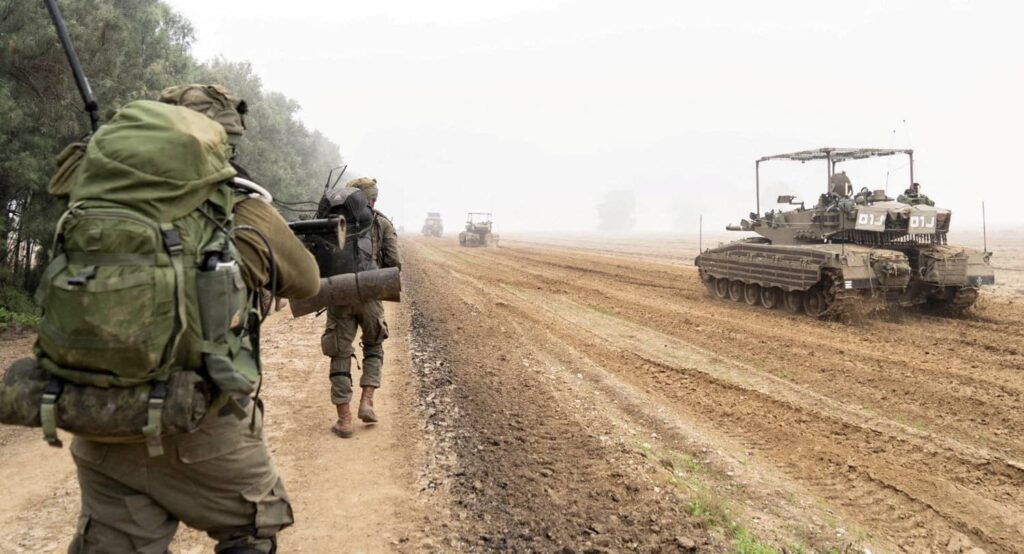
(40, 376, 65, 448)
(141, 380, 168, 457)
(50, 201, 83, 254)
(160, 223, 189, 368)
(134, 224, 188, 457)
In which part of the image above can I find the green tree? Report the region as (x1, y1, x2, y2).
(190, 58, 343, 207)
(0, 0, 341, 309)
(1, 0, 198, 290)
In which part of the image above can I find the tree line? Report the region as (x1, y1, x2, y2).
(0, 0, 341, 317)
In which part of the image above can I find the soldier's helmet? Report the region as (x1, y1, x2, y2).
(158, 84, 247, 142)
(346, 177, 379, 203)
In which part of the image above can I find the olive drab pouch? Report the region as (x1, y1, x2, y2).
(24, 100, 258, 454)
(196, 233, 260, 415)
(35, 206, 180, 386)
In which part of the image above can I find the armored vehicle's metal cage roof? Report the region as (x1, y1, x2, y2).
(758, 148, 913, 164)
(753, 148, 915, 214)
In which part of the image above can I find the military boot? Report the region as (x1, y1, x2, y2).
(333, 403, 354, 438)
(358, 386, 378, 423)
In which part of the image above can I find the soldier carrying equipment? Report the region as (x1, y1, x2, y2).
(318, 176, 401, 438)
(0, 21, 321, 547)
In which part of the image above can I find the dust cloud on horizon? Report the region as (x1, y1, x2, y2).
(167, 0, 1023, 235)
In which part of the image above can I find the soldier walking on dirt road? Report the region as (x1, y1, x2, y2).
(60, 85, 320, 552)
(323, 177, 401, 438)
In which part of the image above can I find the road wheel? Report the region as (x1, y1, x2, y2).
(744, 283, 761, 306)
(784, 290, 804, 313)
(803, 288, 830, 317)
(761, 287, 782, 309)
(728, 280, 745, 302)
(714, 278, 730, 299)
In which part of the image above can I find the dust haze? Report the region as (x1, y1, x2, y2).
(167, 0, 1023, 236)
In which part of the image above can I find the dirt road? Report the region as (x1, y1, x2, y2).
(403, 235, 1024, 553)
(2, 234, 1021, 553)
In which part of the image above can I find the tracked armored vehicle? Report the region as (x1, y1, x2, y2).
(458, 212, 499, 247)
(422, 212, 444, 237)
(695, 148, 994, 317)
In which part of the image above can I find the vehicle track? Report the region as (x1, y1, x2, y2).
(457, 242, 1024, 459)
(410, 237, 1024, 553)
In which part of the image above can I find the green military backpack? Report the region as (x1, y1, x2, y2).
(30, 100, 260, 455)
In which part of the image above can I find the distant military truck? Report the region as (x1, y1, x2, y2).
(458, 212, 499, 247)
(695, 148, 994, 317)
(422, 212, 443, 237)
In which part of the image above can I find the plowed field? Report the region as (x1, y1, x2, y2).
(403, 235, 1024, 553)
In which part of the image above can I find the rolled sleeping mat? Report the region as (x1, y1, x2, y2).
(290, 267, 401, 318)
(0, 358, 209, 436)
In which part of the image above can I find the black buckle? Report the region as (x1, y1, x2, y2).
(149, 380, 168, 400)
(43, 376, 65, 398)
(66, 265, 97, 286)
(162, 229, 183, 255)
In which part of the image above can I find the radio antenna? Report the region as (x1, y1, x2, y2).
(982, 201, 988, 253)
(699, 215, 704, 255)
(43, 0, 100, 131)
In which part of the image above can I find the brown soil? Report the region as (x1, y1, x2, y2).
(404, 235, 1024, 553)
(2, 234, 1021, 553)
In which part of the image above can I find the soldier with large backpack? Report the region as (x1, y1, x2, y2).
(19, 86, 319, 552)
(321, 176, 400, 438)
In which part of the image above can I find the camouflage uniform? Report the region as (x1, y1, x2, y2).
(323, 206, 400, 405)
(68, 85, 320, 553)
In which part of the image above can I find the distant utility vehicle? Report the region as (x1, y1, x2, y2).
(458, 212, 499, 247)
(422, 212, 443, 237)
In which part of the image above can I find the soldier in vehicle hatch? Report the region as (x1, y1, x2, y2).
(898, 182, 936, 206)
(829, 171, 852, 197)
(321, 176, 401, 438)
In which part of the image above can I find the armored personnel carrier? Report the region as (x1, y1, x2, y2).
(422, 212, 444, 237)
(695, 148, 994, 317)
(458, 212, 499, 247)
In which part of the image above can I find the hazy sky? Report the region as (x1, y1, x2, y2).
(167, 0, 1023, 233)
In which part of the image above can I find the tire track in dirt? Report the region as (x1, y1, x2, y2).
(409, 237, 1024, 553)
(446, 242, 1024, 461)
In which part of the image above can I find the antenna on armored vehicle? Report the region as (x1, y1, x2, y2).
(43, 0, 100, 132)
(754, 161, 761, 215)
(983, 201, 988, 253)
(699, 215, 703, 254)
